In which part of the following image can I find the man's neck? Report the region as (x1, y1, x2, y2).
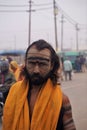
(28, 84, 43, 121)
(30, 84, 42, 90)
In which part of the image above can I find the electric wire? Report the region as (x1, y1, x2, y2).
(0, 2, 87, 29)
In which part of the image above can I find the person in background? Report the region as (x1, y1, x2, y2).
(6, 56, 13, 63)
(80, 55, 86, 72)
(63, 57, 73, 81)
(75, 56, 81, 72)
(2, 39, 76, 130)
(0, 60, 16, 102)
(57, 57, 64, 84)
(10, 60, 21, 81)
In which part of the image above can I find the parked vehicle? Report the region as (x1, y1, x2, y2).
(57, 51, 81, 70)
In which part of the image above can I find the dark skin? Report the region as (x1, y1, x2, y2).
(26, 46, 53, 121)
(28, 85, 41, 121)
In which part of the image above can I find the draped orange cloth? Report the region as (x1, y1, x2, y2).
(10, 61, 21, 81)
(2, 79, 62, 130)
(14, 68, 21, 81)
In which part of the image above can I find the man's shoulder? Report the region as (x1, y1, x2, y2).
(62, 93, 71, 108)
(61, 93, 76, 130)
(64, 60, 69, 65)
(10, 81, 22, 92)
(12, 80, 22, 87)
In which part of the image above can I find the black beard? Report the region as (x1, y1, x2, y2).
(27, 72, 52, 86)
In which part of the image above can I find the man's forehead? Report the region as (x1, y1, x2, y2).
(27, 47, 51, 58)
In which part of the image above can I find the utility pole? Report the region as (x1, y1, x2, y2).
(53, 0, 58, 51)
(60, 14, 65, 51)
(28, 0, 32, 46)
(75, 23, 79, 51)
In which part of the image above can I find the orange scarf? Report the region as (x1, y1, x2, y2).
(14, 68, 21, 81)
(2, 79, 62, 130)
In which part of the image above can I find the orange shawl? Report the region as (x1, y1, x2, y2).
(2, 79, 62, 130)
(14, 68, 21, 81)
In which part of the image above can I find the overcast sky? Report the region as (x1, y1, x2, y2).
(0, 0, 87, 51)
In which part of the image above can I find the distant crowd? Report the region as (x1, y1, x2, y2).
(0, 56, 25, 103)
(58, 54, 86, 82)
(74, 55, 86, 72)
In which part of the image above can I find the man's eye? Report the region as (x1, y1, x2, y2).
(28, 61, 35, 65)
(39, 62, 48, 66)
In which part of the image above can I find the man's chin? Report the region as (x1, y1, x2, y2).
(29, 72, 51, 86)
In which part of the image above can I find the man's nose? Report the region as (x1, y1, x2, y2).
(33, 64, 40, 73)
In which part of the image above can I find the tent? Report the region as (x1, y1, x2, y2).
(0, 50, 25, 56)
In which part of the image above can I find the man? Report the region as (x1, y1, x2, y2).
(2, 40, 76, 130)
(63, 57, 73, 81)
(6, 56, 13, 63)
(80, 55, 86, 72)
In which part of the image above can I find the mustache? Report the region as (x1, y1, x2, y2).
(31, 73, 42, 78)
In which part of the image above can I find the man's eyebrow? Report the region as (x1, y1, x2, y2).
(27, 57, 50, 62)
